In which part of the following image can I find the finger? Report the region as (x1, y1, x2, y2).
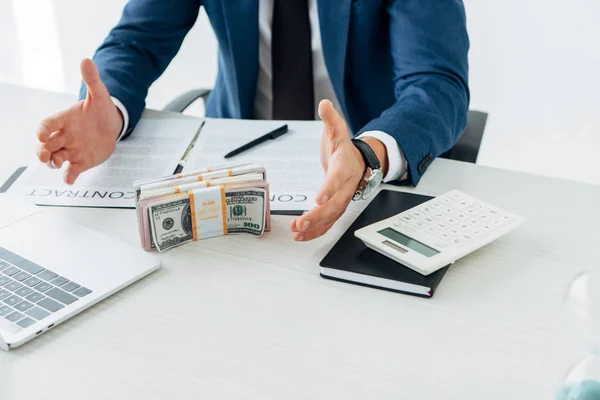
(294, 221, 335, 242)
(44, 131, 67, 153)
(293, 189, 351, 235)
(316, 189, 329, 206)
(301, 195, 347, 231)
(37, 113, 66, 143)
(290, 219, 299, 233)
(64, 162, 86, 185)
(37, 131, 68, 163)
(50, 149, 70, 169)
(294, 166, 356, 231)
(318, 99, 346, 145)
(315, 158, 359, 205)
(37, 143, 52, 164)
(80, 58, 109, 100)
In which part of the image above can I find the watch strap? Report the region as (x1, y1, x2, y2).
(351, 139, 381, 171)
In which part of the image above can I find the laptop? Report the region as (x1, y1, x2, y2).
(0, 198, 161, 350)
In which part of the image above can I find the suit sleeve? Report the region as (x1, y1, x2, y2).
(79, 0, 202, 138)
(357, 0, 470, 186)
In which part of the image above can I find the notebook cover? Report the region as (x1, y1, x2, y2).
(319, 189, 450, 298)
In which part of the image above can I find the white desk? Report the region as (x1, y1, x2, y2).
(1, 83, 599, 399)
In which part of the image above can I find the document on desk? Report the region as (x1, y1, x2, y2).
(7, 110, 202, 208)
(183, 118, 324, 213)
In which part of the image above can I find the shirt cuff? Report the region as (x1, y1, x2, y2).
(356, 130, 407, 183)
(110, 96, 129, 142)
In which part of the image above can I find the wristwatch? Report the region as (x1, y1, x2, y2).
(351, 139, 384, 201)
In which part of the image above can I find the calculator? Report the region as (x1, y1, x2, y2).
(354, 190, 525, 275)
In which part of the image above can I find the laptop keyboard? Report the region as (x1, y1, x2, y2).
(0, 248, 92, 329)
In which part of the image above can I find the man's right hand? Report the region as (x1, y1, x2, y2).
(36, 58, 123, 185)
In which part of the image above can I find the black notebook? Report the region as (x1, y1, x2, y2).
(319, 190, 450, 298)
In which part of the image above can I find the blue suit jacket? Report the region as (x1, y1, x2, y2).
(83, 0, 470, 185)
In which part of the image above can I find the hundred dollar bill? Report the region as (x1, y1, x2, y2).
(139, 172, 265, 201)
(133, 161, 259, 203)
(149, 186, 267, 252)
(137, 179, 271, 250)
(140, 164, 266, 194)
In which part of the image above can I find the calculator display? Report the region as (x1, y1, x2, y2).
(378, 228, 440, 258)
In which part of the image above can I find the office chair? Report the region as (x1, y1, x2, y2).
(439, 110, 488, 164)
(163, 89, 488, 164)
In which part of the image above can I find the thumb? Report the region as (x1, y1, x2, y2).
(318, 100, 348, 145)
(64, 162, 85, 185)
(80, 58, 109, 100)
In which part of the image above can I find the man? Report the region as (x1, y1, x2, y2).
(35, 0, 470, 242)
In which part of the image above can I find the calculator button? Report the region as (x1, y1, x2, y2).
(473, 203, 488, 212)
(441, 197, 452, 204)
(426, 227, 439, 236)
(450, 192, 463, 200)
(468, 218, 480, 227)
(410, 211, 423, 219)
(445, 217, 458, 225)
(466, 208, 479, 216)
(492, 219, 506, 227)
(410, 220, 425, 229)
(422, 217, 434, 225)
(488, 208, 500, 216)
(478, 214, 490, 222)
(440, 232, 451, 241)
(472, 229, 483, 236)
(452, 238, 465, 246)
(455, 212, 469, 221)
(458, 223, 470, 231)
(432, 212, 444, 219)
(462, 234, 474, 241)
(448, 228, 460, 236)
(421, 206, 434, 214)
(456, 199, 474, 210)
(481, 224, 493, 232)
(432, 202, 444, 210)
(436, 222, 447, 231)
(400, 215, 414, 223)
(500, 214, 512, 222)
(443, 207, 454, 214)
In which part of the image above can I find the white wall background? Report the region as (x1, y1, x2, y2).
(1, 0, 598, 186)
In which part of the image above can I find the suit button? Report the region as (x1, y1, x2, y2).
(418, 154, 434, 174)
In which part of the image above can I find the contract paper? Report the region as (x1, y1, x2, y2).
(8, 110, 202, 208)
(184, 118, 325, 213)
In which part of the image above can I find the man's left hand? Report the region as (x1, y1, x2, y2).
(289, 100, 388, 241)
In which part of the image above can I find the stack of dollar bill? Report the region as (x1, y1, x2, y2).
(134, 161, 271, 252)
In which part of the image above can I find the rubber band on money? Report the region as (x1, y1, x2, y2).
(227, 169, 233, 177)
(176, 173, 183, 178)
(197, 174, 204, 182)
(175, 186, 181, 194)
(188, 190, 198, 241)
(205, 181, 211, 188)
(220, 185, 228, 235)
(207, 168, 212, 172)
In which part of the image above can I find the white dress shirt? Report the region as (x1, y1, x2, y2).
(114, 0, 407, 182)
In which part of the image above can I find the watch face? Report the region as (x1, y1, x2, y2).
(362, 170, 384, 199)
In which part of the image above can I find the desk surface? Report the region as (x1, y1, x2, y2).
(1, 83, 599, 399)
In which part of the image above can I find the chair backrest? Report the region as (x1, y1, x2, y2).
(439, 110, 488, 164)
(163, 89, 212, 114)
